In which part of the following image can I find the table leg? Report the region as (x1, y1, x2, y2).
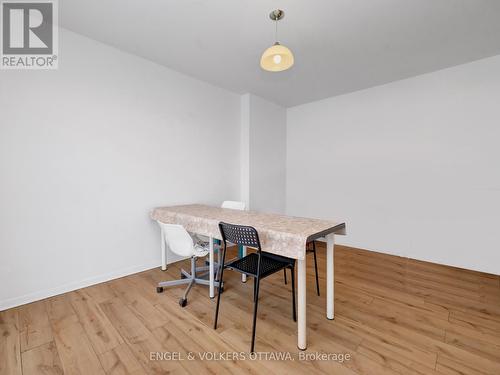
(241, 245, 247, 282)
(209, 236, 215, 298)
(326, 233, 335, 319)
(297, 257, 307, 350)
(217, 242, 221, 267)
(161, 227, 167, 271)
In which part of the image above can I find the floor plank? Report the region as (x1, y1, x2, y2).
(444, 329, 500, 364)
(51, 320, 105, 375)
(18, 302, 53, 352)
(68, 290, 124, 355)
(0, 309, 22, 375)
(108, 278, 169, 331)
(98, 343, 146, 375)
(45, 294, 79, 332)
(21, 341, 63, 375)
(99, 298, 151, 345)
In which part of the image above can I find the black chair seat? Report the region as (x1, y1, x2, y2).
(226, 252, 290, 278)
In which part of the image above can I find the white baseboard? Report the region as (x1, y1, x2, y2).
(0, 261, 161, 312)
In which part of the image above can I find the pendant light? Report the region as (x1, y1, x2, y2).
(260, 9, 294, 72)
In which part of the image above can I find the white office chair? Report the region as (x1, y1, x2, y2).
(156, 222, 221, 307)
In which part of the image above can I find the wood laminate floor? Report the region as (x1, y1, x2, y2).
(1, 244, 499, 375)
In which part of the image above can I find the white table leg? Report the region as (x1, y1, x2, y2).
(161, 227, 167, 271)
(241, 245, 247, 282)
(297, 257, 307, 350)
(209, 236, 215, 298)
(326, 234, 335, 319)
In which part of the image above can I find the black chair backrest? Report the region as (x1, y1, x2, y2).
(218, 222, 261, 250)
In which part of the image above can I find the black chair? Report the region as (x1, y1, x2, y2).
(284, 240, 320, 296)
(213, 222, 296, 352)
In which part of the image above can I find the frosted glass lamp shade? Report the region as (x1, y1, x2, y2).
(260, 42, 294, 72)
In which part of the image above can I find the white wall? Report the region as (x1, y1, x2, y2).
(240, 94, 286, 213)
(287, 55, 500, 275)
(0, 29, 241, 310)
(239, 94, 250, 208)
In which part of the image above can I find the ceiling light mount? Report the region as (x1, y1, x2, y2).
(269, 9, 285, 21)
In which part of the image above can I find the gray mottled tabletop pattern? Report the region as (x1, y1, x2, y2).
(151, 204, 345, 259)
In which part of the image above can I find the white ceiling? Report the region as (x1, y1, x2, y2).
(60, 0, 500, 107)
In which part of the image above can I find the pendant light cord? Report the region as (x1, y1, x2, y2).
(275, 17, 278, 43)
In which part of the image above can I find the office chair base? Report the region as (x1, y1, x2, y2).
(156, 259, 221, 306)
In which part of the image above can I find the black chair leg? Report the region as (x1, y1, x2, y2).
(214, 248, 227, 329)
(290, 265, 296, 322)
(251, 276, 261, 352)
(283, 268, 287, 284)
(215, 239, 221, 281)
(312, 242, 320, 296)
(253, 277, 257, 302)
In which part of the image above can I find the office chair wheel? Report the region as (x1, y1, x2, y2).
(156, 287, 164, 293)
(179, 298, 188, 307)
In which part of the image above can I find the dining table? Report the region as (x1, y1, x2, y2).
(151, 204, 346, 350)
